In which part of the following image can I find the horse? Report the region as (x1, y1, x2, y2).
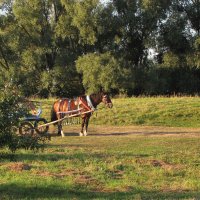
(51, 91, 113, 137)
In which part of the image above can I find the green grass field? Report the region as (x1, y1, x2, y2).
(41, 97, 200, 127)
(1, 97, 200, 199)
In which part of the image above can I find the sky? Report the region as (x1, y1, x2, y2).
(101, 0, 111, 4)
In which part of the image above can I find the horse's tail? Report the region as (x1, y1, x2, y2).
(51, 103, 58, 124)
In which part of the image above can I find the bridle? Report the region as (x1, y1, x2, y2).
(78, 93, 113, 111)
(102, 94, 113, 108)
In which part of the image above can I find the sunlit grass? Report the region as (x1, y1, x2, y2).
(38, 97, 200, 127)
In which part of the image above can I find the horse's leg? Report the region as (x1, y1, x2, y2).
(60, 122, 65, 137)
(58, 122, 61, 136)
(84, 116, 90, 136)
(80, 117, 86, 136)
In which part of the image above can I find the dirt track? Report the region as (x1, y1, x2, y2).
(49, 125, 200, 137)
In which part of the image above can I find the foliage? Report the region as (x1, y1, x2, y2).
(1, 0, 200, 96)
(76, 52, 122, 93)
(39, 66, 84, 97)
(193, 37, 200, 68)
(162, 51, 180, 68)
(0, 87, 48, 151)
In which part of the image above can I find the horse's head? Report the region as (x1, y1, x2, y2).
(101, 92, 113, 108)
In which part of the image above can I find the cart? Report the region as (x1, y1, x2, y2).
(18, 101, 49, 136)
(18, 100, 93, 137)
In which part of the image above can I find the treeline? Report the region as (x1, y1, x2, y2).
(0, 0, 200, 97)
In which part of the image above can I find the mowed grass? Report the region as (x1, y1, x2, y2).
(1, 97, 200, 199)
(1, 126, 200, 199)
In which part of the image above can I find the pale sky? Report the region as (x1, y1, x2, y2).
(101, 0, 111, 4)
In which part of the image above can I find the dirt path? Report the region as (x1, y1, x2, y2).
(49, 125, 200, 137)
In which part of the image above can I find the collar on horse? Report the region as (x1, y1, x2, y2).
(78, 95, 95, 111)
(86, 95, 96, 111)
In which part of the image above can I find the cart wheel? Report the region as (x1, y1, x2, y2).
(19, 121, 34, 136)
(34, 119, 49, 135)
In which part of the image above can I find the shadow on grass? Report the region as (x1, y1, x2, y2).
(50, 132, 80, 137)
(49, 130, 200, 138)
(89, 131, 197, 136)
(0, 183, 199, 200)
(0, 151, 150, 163)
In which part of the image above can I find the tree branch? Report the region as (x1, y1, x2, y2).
(0, 45, 10, 70)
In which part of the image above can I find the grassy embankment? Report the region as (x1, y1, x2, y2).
(41, 97, 200, 128)
(0, 97, 200, 199)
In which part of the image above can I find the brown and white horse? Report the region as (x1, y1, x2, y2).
(51, 92, 113, 137)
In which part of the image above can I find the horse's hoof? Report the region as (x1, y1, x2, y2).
(83, 131, 87, 136)
(61, 131, 65, 137)
(79, 132, 83, 136)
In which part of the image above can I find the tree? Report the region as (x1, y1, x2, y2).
(177, 0, 200, 36)
(0, 0, 87, 97)
(76, 52, 122, 93)
(110, 0, 171, 67)
(1, 0, 200, 96)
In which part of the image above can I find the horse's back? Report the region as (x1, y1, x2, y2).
(53, 98, 78, 113)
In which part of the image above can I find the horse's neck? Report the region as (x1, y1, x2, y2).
(90, 93, 102, 108)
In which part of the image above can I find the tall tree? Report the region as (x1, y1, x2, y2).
(110, 0, 171, 67)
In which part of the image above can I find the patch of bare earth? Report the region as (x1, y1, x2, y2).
(75, 174, 97, 185)
(34, 169, 105, 191)
(106, 169, 124, 179)
(33, 169, 77, 178)
(161, 188, 190, 193)
(6, 162, 31, 172)
(54, 125, 200, 138)
(136, 159, 183, 170)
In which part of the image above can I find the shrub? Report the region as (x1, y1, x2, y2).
(0, 87, 49, 152)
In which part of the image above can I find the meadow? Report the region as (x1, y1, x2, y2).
(1, 97, 200, 199)
(41, 96, 200, 127)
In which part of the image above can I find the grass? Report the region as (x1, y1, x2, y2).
(1, 126, 200, 199)
(1, 97, 200, 199)
(40, 97, 200, 127)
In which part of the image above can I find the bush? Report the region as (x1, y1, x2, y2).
(0, 87, 49, 152)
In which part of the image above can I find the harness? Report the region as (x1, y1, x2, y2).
(57, 98, 81, 125)
(58, 95, 95, 116)
(68, 99, 71, 111)
(86, 95, 96, 111)
(78, 96, 95, 112)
